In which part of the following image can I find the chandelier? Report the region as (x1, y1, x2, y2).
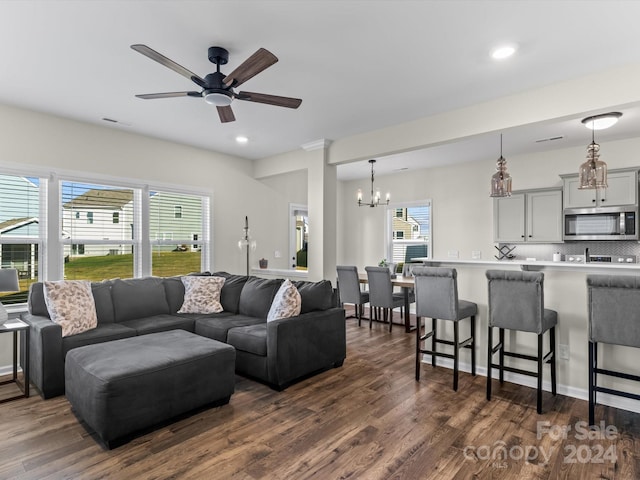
(358, 159, 390, 207)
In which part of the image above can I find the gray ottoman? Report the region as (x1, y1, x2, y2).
(65, 329, 235, 448)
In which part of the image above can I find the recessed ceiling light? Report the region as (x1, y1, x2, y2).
(581, 112, 622, 130)
(235, 136, 248, 144)
(491, 44, 517, 60)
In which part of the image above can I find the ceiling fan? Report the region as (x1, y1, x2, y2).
(131, 44, 302, 123)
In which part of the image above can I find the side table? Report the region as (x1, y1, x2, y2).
(0, 318, 30, 402)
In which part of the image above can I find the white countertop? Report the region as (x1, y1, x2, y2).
(414, 258, 640, 272)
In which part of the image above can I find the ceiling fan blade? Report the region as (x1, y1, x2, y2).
(217, 105, 236, 123)
(135, 91, 202, 99)
(131, 44, 206, 88)
(223, 48, 278, 88)
(236, 91, 302, 109)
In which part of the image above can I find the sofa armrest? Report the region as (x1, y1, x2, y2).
(266, 307, 346, 388)
(20, 313, 65, 398)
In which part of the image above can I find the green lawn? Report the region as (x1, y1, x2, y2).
(1, 251, 202, 304)
(65, 251, 202, 281)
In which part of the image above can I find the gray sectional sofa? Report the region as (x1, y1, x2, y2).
(21, 272, 346, 398)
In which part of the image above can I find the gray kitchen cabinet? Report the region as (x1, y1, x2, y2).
(494, 188, 563, 243)
(561, 169, 638, 209)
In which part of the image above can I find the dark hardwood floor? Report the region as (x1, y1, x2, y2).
(1, 309, 638, 479)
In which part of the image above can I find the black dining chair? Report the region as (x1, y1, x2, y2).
(336, 265, 370, 326)
(365, 266, 405, 332)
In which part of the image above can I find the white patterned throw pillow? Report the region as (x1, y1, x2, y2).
(267, 279, 302, 322)
(43, 280, 98, 337)
(178, 276, 225, 314)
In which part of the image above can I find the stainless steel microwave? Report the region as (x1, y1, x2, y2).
(564, 206, 638, 241)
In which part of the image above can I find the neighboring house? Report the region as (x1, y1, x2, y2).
(0, 175, 39, 277)
(62, 188, 202, 257)
(62, 189, 134, 257)
(392, 208, 422, 240)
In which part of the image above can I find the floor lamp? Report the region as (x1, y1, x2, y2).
(238, 216, 257, 276)
(0, 269, 20, 322)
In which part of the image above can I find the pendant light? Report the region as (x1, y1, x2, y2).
(578, 113, 620, 189)
(490, 134, 512, 197)
(357, 159, 390, 207)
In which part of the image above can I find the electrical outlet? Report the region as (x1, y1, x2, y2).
(447, 250, 459, 259)
(472, 250, 481, 260)
(559, 344, 570, 360)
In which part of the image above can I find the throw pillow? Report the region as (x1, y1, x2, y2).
(43, 280, 98, 337)
(267, 279, 302, 322)
(178, 275, 225, 314)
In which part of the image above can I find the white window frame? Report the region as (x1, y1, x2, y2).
(385, 199, 432, 263)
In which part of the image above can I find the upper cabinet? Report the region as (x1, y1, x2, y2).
(561, 168, 638, 209)
(493, 188, 563, 243)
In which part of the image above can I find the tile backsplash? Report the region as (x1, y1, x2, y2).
(497, 241, 640, 262)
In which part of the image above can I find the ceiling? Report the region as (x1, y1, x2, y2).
(2, 1, 640, 180)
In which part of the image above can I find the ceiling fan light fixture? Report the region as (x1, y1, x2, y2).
(581, 112, 622, 130)
(204, 90, 233, 107)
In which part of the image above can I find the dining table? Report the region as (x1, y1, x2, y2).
(358, 273, 415, 332)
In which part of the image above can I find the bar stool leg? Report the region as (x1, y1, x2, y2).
(487, 326, 493, 401)
(499, 328, 505, 384)
(589, 341, 596, 425)
(415, 316, 422, 381)
(431, 318, 437, 367)
(537, 333, 544, 414)
(453, 320, 459, 391)
(550, 327, 557, 396)
(470, 315, 476, 376)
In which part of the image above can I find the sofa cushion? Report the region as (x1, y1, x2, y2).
(195, 314, 265, 342)
(178, 276, 225, 314)
(227, 324, 267, 356)
(267, 279, 301, 321)
(293, 280, 334, 313)
(43, 280, 98, 337)
(61, 323, 137, 360)
(112, 277, 170, 322)
(163, 277, 185, 313)
(120, 314, 196, 335)
(238, 277, 283, 319)
(212, 272, 249, 313)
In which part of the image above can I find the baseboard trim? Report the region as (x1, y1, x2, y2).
(420, 355, 640, 415)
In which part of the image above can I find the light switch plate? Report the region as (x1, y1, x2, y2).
(274, 251, 281, 258)
(472, 250, 481, 260)
(447, 250, 459, 259)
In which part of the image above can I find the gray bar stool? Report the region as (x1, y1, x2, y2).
(587, 274, 640, 425)
(486, 270, 557, 414)
(336, 265, 370, 326)
(412, 266, 477, 391)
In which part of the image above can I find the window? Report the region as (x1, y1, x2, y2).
(0, 166, 212, 303)
(386, 201, 431, 266)
(0, 174, 43, 304)
(150, 191, 207, 277)
(62, 181, 135, 280)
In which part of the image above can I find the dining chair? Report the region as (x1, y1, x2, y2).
(336, 265, 370, 326)
(586, 274, 640, 425)
(486, 269, 557, 414)
(412, 266, 477, 391)
(365, 266, 405, 332)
